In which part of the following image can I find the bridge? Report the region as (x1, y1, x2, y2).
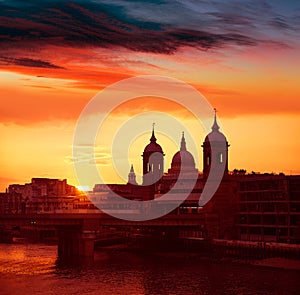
(0, 211, 211, 259)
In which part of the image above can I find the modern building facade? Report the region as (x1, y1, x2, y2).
(236, 174, 300, 243)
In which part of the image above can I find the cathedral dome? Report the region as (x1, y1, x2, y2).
(171, 132, 195, 169)
(171, 150, 195, 168)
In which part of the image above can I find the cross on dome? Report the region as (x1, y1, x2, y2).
(212, 108, 220, 131)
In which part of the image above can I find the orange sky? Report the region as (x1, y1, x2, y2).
(1, 0, 300, 191)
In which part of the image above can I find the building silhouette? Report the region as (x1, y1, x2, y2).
(202, 111, 230, 178)
(0, 112, 300, 244)
(0, 178, 83, 214)
(142, 124, 164, 186)
(92, 111, 300, 244)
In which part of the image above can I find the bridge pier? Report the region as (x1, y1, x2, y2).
(58, 227, 96, 259)
(78, 231, 96, 257)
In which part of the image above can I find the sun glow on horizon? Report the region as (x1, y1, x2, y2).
(1, 0, 299, 191)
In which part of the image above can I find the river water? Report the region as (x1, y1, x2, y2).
(0, 243, 300, 295)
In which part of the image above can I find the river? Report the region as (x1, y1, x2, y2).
(0, 243, 300, 294)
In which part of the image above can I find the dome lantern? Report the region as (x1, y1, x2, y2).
(171, 132, 196, 171)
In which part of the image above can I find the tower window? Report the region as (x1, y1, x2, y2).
(207, 155, 210, 165)
(219, 153, 223, 163)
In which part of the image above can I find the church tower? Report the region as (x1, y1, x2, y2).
(127, 164, 138, 185)
(202, 109, 229, 178)
(142, 125, 164, 185)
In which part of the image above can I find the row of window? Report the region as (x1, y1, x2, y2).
(239, 191, 286, 201)
(206, 153, 224, 165)
(239, 214, 300, 226)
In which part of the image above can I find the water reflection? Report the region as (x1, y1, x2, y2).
(1, 243, 300, 295)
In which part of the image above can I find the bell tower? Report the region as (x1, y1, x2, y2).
(202, 109, 229, 178)
(142, 124, 164, 186)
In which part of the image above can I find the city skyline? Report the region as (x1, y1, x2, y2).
(0, 115, 294, 193)
(1, 0, 300, 191)
(1, 3, 300, 293)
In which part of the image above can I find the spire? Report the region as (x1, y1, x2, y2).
(128, 164, 137, 185)
(130, 164, 134, 173)
(180, 131, 187, 151)
(212, 108, 220, 132)
(150, 122, 157, 142)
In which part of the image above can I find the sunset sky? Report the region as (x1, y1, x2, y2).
(1, 0, 300, 191)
